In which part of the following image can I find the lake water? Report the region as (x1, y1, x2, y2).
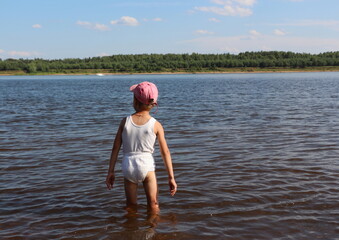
(1, 72, 338, 240)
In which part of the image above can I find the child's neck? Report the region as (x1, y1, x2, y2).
(133, 110, 150, 117)
(132, 111, 151, 126)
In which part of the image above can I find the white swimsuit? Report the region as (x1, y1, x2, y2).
(121, 115, 157, 183)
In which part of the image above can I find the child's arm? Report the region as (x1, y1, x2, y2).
(106, 118, 125, 190)
(155, 121, 177, 196)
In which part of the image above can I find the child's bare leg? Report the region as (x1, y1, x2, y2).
(124, 178, 138, 210)
(143, 171, 159, 213)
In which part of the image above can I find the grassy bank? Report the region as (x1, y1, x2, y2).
(1, 66, 339, 76)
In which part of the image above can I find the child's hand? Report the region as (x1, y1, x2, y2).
(169, 178, 177, 196)
(106, 173, 115, 190)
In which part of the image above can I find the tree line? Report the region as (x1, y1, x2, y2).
(1, 51, 339, 74)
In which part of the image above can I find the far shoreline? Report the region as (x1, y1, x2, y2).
(1, 67, 339, 76)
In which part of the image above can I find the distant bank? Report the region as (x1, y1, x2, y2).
(1, 66, 339, 76)
(1, 51, 339, 76)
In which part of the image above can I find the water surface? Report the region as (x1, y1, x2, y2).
(1, 73, 338, 239)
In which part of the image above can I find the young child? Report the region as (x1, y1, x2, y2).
(106, 81, 177, 213)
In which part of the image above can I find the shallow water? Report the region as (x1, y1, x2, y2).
(1, 73, 339, 239)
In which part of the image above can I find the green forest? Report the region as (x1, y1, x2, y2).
(1, 51, 339, 75)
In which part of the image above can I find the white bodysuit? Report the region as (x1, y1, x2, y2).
(121, 115, 157, 183)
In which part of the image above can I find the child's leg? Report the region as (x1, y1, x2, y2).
(143, 171, 159, 213)
(124, 178, 138, 209)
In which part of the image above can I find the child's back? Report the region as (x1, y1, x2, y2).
(122, 115, 157, 183)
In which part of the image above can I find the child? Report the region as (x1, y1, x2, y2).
(106, 81, 177, 213)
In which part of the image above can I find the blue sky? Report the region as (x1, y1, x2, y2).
(1, 0, 339, 59)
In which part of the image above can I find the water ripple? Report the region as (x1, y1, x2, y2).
(1, 73, 339, 239)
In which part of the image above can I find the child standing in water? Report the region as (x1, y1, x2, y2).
(106, 81, 177, 213)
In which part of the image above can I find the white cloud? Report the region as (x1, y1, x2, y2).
(274, 29, 287, 36)
(152, 18, 163, 22)
(97, 52, 111, 57)
(195, 5, 252, 17)
(299, 20, 339, 31)
(249, 29, 260, 36)
(211, 0, 228, 5)
(283, 19, 339, 27)
(76, 21, 110, 31)
(210, 0, 256, 6)
(195, 30, 215, 35)
(195, 0, 256, 17)
(77, 21, 91, 27)
(32, 24, 42, 29)
(143, 17, 163, 22)
(181, 33, 339, 54)
(209, 17, 221, 22)
(8, 51, 40, 57)
(271, 19, 339, 31)
(93, 23, 110, 31)
(111, 16, 139, 26)
(234, 0, 256, 6)
(0, 49, 42, 58)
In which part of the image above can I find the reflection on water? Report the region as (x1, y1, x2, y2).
(104, 206, 178, 240)
(109, 210, 157, 240)
(1, 73, 339, 239)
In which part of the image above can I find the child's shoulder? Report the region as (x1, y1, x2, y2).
(154, 119, 165, 131)
(151, 116, 160, 124)
(119, 117, 127, 127)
